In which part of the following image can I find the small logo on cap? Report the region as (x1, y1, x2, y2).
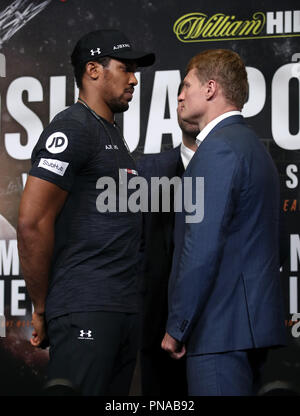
(113, 43, 130, 50)
(90, 48, 101, 56)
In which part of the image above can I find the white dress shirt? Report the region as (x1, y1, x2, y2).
(180, 142, 196, 170)
(195, 111, 241, 147)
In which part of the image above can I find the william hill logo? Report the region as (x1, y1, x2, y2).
(173, 11, 300, 42)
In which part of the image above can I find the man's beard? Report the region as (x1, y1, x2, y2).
(108, 96, 129, 114)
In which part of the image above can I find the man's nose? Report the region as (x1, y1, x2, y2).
(129, 72, 138, 86)
(177, 91, 184, 102)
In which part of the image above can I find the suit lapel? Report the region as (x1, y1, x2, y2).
(185, 115, 245, 176)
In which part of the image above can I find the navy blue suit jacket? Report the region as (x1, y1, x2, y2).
(137, 146, 184, 348)
(166, 115, 286, 355)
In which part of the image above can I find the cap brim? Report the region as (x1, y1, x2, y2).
(109, 50, 155, 67)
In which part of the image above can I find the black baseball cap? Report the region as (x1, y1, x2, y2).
(71, 29, 155, 67)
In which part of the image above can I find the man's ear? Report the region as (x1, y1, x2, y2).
(85, 61, 103, 80)
(206, 79, 217, 100)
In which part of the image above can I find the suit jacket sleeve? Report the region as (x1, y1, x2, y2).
(166, 138, 242, 343)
